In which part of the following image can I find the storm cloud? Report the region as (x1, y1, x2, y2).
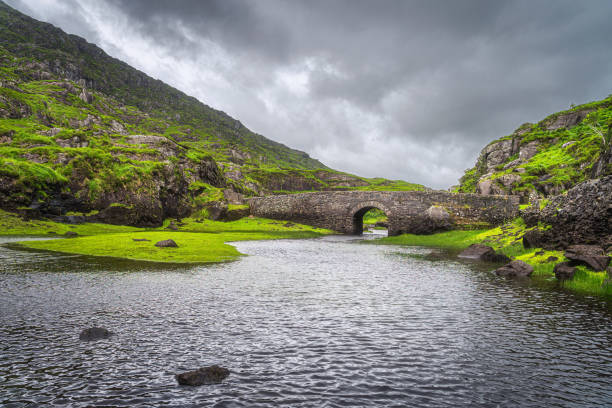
(8, 0, 612, 188)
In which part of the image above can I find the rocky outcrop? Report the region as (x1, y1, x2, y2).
(522, 176, 612, 249)
(175, 365, 230, 386)
(494, 260, 534, 278)
(542, 109, 592, 131)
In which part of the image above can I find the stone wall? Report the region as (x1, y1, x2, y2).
(248, 191, 519, 235)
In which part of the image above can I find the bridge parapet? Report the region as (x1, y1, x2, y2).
(248, 191, 519, 235)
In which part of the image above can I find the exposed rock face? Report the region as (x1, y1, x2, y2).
(458, 244, 511, 263)
(175, 365, 230, 386)
(564, 245, 610, 271)
(155, 239, 178, 248)
(494, 260, 534, 278)
(543, 109, 592, 131)
(79, 327, 112, 341)
(481, 138, 520, 172)
(554, 262, 576, 280)
(522, 176, 612, 249)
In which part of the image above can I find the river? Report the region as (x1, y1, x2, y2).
(1, 235, 611, 407)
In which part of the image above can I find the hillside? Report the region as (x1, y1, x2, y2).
(456, 95, 612, 201)
(0, 2, 424, 226)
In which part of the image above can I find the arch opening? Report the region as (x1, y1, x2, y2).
(352, 206, 389, 236)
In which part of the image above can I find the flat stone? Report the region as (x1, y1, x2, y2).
(79, 327, 112, 341)
(494, 260, 534, 278)
(176, 365, 230, 386)
(132, 238, 150, 242)
(155, 239, 178, 248)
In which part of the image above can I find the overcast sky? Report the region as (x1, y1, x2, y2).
(8, 0, 612, 188)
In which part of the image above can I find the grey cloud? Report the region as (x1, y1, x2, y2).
(7, 0, 612, 188)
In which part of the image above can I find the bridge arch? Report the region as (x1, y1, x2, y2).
(348, 201, 392, 235)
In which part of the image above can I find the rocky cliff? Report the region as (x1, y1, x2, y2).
(457, 96, 612, 202)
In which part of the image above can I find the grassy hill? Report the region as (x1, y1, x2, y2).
(0, 1, 424, 226)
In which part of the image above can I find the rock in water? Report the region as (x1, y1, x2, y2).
(494, 260, 534, 278)
(458, 244, 511, 263)
(155, 239, 178, 248)
(176, 365, 230, 386)
(79, 327, 112, 341)
(564, 245, 610, 271)
(554, 262, 576, 280)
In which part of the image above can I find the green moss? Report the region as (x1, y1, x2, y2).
(15, 219, 333, 263)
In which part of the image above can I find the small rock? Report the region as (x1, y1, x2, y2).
(176, 365, 230, 386)
(64, 231, 78, 238)
(155, 239, 178, 248)
(132, 238, 150, 242)
(166, 221, 178, 231)
(458, 244, 511, 263)
(79, 327, 112, 341)
(283, 222, 295, 228)
(554, 262, 576, 280)
(546, 256, 558, 262)
(565, 245, 610, 271)
(494, 260, 534, 278)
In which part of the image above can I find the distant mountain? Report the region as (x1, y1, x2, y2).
(456, 95, 612, 202)
(0, 2, 424, 226)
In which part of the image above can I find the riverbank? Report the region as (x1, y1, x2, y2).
(1, 210, 333, 263)
(371, 218, 612, 298)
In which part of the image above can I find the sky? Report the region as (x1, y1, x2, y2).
(8, 0, 612, 188)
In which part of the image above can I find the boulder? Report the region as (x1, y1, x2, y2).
(494, 260, 534, 278)
(79, 88, 93, 104)
(554, 262, 576, 280)
(564, 245, 610, 271)
(176, 365, 230, 386)
(155, 239, 178, 248)
(458, 244, 511, 263)
(79, 327, 112, 341)
(519, 141, 540, 161)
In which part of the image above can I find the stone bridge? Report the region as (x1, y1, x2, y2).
(248, 191, 519, 236)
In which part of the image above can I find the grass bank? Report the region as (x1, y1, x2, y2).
(2, 209, 333, 263)
(371, 218, 611, 298)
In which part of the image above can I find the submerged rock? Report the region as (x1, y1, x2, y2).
(79, 327, 112, 341)
(458, 244, 510, 263)
(155, 239, 178, 248)
(494, 260, 534, 278)
(564, 245, 610, 271)
(176, 365, 230, 386)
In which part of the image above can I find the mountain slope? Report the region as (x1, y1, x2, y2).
(0, 2, 425, 226)
(0, 0, 325, 170)
(456, 95, 612, 201)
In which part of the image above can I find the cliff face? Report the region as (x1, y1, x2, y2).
(457, 97, 612, 202)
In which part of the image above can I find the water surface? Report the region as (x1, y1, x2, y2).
(1, 235, 611, 407)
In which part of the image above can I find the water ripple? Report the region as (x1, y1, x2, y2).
(0, 236, 611, 407)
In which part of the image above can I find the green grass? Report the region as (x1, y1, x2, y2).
(362, 208, 387, 226)
(18, 229, 327, 264)
(374, 229, 486, 250)
(3, 209, 333, 263)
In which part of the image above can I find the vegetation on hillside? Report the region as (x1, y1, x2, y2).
(457, 95, 612, 198)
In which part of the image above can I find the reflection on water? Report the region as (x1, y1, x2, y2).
(0, 235, 611, 407)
